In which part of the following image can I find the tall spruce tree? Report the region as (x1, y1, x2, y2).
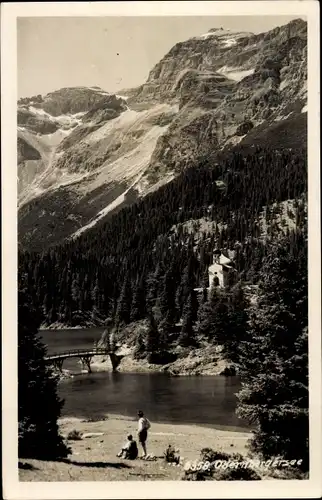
(197, 286, 229, 344)
(146, 314, 159, 356)
(158, 310, 173, 349)
(130, 275, 147, 322)
(159, 268, 177, 325)
(18, 283, 70, 460)
(146, 264, 164, 314)
(197, 285, 219, 339)
(115, 272, 132, 326)
(221, 283, 249, 363)
(179, 291, 198, 347)
(175, 256, 197, 318)
(236, 233, 308, 469)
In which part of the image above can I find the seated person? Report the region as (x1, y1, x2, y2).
(117, 434, 138, 460)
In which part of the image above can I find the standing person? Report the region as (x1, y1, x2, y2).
(137, 410, 151, 458)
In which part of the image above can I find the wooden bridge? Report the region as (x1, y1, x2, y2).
(44, 348, 123, 373)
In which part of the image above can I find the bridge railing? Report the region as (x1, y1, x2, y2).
(45, 348, 112, 360)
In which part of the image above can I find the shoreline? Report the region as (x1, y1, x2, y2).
(19, 413, 252, 482)
(59, 412, 252, 434)
(53, 346, 237, 381)
(41, 321, 235, 377)
(89, 345, 234, 377)
(40, 324, 101, 331)
(55, 357, 235, 380)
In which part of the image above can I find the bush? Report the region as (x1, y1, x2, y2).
(236, 120, 254, 136)
(82, 416, 108, 423)
(212, 466, 261, 481)
(67, 429, 83, 441)
(133, 333, 146, 360)
(147, 351, 177, 365)
(219, 365, 237, 376)
(200, 448, 231, 462)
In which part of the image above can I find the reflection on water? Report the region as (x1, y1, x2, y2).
(39, 328, 250, 431)
(59, 372, 249, 431)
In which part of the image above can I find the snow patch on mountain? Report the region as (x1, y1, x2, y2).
(301, 104, 308, 113)
(274, 112, 294, 122)
(88, 87, 109, 94)
(217, 66, 255, 81)
(196, 28, 252, 43)
(136, 172, 176, 196)
(224, 134, 246, 147)
(71, 173, 144, 239)
(28, 106, 50, 117)
(80, 107, 175, 194)
(71, 195, 126, 237)
(279, 79, 290, 91)
(198, 31, 218, 40)
(222, 38, 237, 47)
(40, 128, 73, 147)
(83, 108, 144, 144)
(28, 106, 86, 127)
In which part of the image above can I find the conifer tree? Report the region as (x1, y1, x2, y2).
(175, 256, 197, 318)
(130, 276, 147, 322)
(158, 310, 173, 349)
(18, 283, 70, 460)
(159, 268, 177, 326)
(133, 332, 146, 360)
(115, 272, 132, 326)
(146, 264, 164, 314)
(179, 291, 198, 347)
(71, 272, 81, 311)
(197, 286, 229, 343)
(222, 283, 249, 363)
(236, 233, 308, 469)
(146, 314, 159, 355)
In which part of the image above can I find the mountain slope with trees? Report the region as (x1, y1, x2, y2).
(19, 145, 307, 335)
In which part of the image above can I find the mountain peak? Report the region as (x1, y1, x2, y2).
(193, 27, 253, 42)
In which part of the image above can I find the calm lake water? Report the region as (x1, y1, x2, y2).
(39, 328, 250, 431)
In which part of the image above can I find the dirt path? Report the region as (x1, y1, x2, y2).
(19, 414, 251, 481)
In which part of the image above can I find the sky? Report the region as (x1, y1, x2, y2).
(17, 15, 305, 98)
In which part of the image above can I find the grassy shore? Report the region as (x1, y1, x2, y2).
(19, 414, 251, 481)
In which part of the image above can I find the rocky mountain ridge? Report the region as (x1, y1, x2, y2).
(18, 19, 307, 252)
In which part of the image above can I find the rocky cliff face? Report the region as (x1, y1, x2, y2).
(127, 19, 307, 177)
(18, 19, 307, 251)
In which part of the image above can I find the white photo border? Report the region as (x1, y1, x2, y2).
(1, 2, 321, 499)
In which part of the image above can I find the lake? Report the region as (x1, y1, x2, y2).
(39, 328, 250, 431)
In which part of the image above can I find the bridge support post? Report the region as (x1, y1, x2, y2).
(53, 359, 64, 373)
(80, 355, 93, 373)
(109, 353, 123, 372)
